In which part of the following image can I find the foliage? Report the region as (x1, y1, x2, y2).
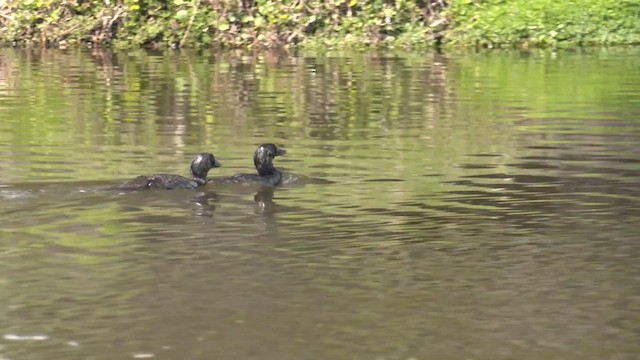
(0, 0, 638, 48)
(0, 0, 446, 49)
(447, 0, 640, 47)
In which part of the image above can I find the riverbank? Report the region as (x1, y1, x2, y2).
(0, 0, 638, 49)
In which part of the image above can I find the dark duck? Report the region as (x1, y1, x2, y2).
(210, 144, 286, 186)
(119, 153, 221, 190)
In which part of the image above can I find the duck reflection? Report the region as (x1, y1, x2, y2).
(191, 191, 218, 217)
(190, 185, 278, 219)
(191, 186, 279, 217)
(253, 186, 276, 214)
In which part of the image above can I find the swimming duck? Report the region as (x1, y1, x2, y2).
(209, 144, 285, 186)
(118, 153, 221, 190)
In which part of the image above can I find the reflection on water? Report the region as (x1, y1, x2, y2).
(0, 48, 639, 359)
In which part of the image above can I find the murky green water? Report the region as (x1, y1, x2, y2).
(0, 48, 639, 360)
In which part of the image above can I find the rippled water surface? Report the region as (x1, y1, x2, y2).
(0, 48, 639, 359)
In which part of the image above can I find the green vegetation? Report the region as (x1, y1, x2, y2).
(448, 0, 640, 48)
(0, 0, 638, 49)
(0, 0, 446, 49)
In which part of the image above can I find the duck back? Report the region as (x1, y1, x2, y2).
(118, 174, 198, 190)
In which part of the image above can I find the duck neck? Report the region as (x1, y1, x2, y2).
(255, 157, 277, 176)
(191, 169, 209, 184)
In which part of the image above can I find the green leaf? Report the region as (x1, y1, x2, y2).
(254, 16, 265, 27)
(176, 9, 189, 21)
(218, 21, 230, 31)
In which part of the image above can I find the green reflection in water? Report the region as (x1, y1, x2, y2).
(1, 47, 639, 231)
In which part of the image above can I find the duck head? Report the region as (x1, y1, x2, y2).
(190, 153, 222, 180)
(254, 144, 285, 175)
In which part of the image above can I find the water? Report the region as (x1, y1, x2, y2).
(0, 48, 639, 360)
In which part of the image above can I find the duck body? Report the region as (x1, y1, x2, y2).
(209, 144, 285, 187)
(118, 153, 221, 190)
(121, 174, 200, 190)
(213, 171, 283, 187)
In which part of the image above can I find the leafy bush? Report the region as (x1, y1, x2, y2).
(0, 0, 638, 48)
(447, 0, 640, 47)
(0, 0, 447, 49)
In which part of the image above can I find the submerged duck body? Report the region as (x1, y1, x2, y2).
(119, 153, 221, 190)
(209, 144, 286, 187)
